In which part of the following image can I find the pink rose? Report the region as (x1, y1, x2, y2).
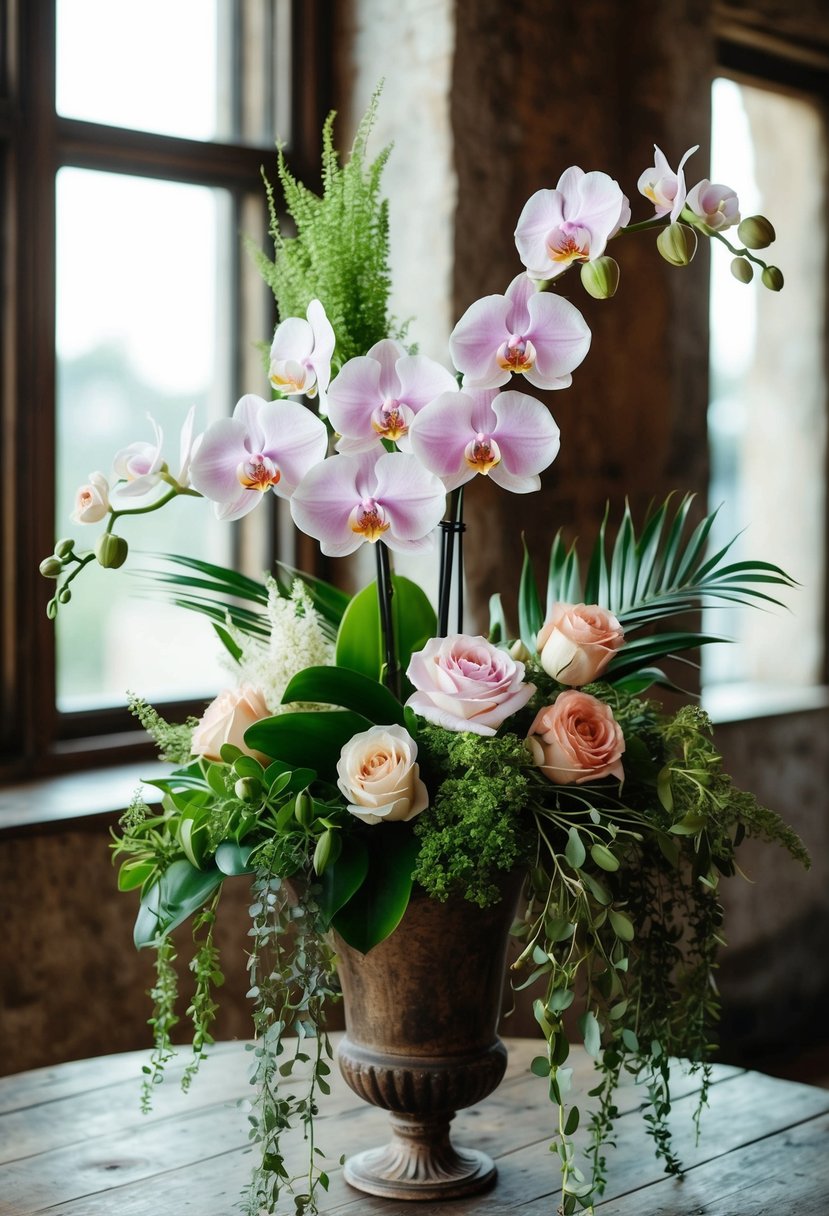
(405, 634, 535, 736)
(537, 603, 624, 686)
(527, 691, 625, 785)
(337, 725, 429, 825)
(191, 684, 271, 762)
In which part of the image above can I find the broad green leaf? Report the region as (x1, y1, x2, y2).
(335, 575, 436, 691)
(282, 665, 406, 726)
(332, 826, 420, 954)
(215, 841, 256, 876)
(245, 710, 372, 783)
(117, 860, 155, 892)
(134, 859, 223, 948)
(319, 836, 369, 925)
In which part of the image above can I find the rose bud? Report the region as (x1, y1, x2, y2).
(536, 603, 624, 687)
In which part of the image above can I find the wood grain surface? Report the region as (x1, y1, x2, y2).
(1, 1037, 827, 1215)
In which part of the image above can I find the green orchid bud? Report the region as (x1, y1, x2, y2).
(737, 215, 776, 249)
(580, 256, 620, 300)
(294, 789, 314, 827)
(761, 265, 784, 292)
(46, 598, 58, 620)
(39, 556, 63, 578)
(656, 222, 697, 267)
(730, 257, 754, 284)
(313, 828, 341, 875)
(54, 538, 75, 559)
(95, 533, 129, 569)
(234, 777, 261, 802)
(58, 588, 72, 604)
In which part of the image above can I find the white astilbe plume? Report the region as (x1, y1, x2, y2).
(232, 578, 334, 713)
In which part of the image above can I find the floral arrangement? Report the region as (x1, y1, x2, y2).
(43, 95, 806, 1216)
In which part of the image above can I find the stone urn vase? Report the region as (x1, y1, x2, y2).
(333, 870, 524, 1201)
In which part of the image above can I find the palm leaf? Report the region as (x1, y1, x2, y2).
(535, 495, 796, 674)
(133, 553, 351, 644)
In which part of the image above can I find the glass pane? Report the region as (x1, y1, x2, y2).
(703, 79, 827, 709)
(55, 168, 234, 710)
(55, 0, 291, 146)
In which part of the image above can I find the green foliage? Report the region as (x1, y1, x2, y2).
(519, 496, 797, 675)
(127, 692, 198, 763)
(242, 870, 339, 1216)
(253, 90, 402, 366)
(413, 729, 536, 906)
(335, 575, 437, 695)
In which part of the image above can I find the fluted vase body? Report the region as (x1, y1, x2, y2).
(334, 870, 524, 1201)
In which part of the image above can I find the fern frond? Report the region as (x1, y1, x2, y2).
(257, 86, 401, 365)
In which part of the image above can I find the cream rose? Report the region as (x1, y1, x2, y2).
(537, 603, 624, 686)
(405, 634, 534, 736)
(337, 725, 428, 825)
(527, 690, 625, 785)
(190, 684, 271, 762)
(70, 472, 110, 524)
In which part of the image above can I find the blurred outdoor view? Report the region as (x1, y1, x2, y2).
(703, 77, 827, 713)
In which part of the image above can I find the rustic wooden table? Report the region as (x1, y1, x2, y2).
(2, 1036, 828, 1215)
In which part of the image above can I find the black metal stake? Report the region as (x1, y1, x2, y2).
(375, 542, 400, 698)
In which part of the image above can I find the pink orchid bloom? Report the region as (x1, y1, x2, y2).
(112, 415, 165, 498)
(684, 179, 740, 231)
(269, 299, 336, 403)
(637, 144, 699, 222)
(189, 394, 328, 522)
(290, 450, 446, 558)
(327, 338, 458, 454)
(449, 273, 591, 391)
(408, 386, 560, 494)
(515, 168, 631, 281)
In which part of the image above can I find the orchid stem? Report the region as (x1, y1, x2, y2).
(437, 488, 467, 637)
(375, 542, 400, 699)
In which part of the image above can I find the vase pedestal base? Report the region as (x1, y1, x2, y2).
(343, 1111, 497, 1201)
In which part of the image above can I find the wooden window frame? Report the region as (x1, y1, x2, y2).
(0, 0, 331, 781)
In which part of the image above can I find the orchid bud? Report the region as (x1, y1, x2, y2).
(54, 538, 75, 559)
(761, 266, 784, 292)
(580, 256, 620, 300)
(234, 777, 261, 802)
(738, 215, 776, 249)
(730, 257, 754, 284)
(46, 598, 58, 620)
(95, 533, 129, 569)
(294, 790, 314, 827)
(656, 222, 697, 267)
(39, 556, 63, 578)
(313, 828, 341, 875)
(58, 588, 72, 604)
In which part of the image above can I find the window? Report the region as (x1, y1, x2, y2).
(0, 0, 330, 779)
(703, 49, 829, 717)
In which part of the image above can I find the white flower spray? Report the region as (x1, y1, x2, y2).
(231, 578, 333, 713)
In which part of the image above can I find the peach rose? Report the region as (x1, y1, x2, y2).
(527, 690, 625, 785)
(537, 603, 624, 686)
(190, 684, 271, 762)
(337, 725, 429, 825)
